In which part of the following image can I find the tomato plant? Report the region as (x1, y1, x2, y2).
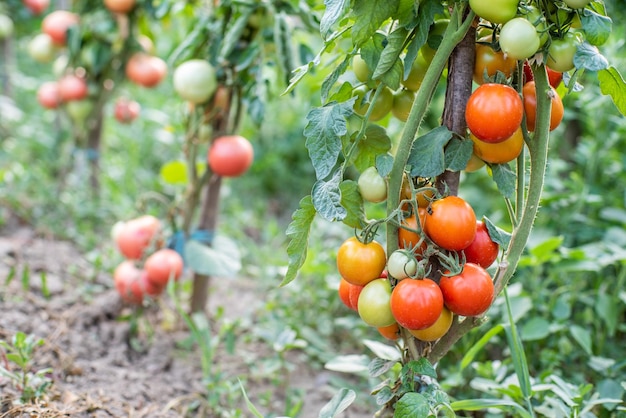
(390, 278, 443, 330)
(462, 221, 500, 268)
(523, 81, 564, 132)
(424, 196, 476, 251)
(440, 263, 494, 316)
(357, 278, 395, 328)
(208, 135, 254, 177)
(465, 83, 523, 143)
(337, 237, 386, 286)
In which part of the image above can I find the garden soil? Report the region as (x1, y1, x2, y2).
(0, 216, 371, 418)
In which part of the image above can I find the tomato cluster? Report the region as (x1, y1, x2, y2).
(112, 215, 184, 304)
(337, 195, 499, 342)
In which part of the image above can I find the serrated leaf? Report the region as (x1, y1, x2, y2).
(304, 102, 354, 180)
(320, 0, 349, 39)
(312, 171, 346, 222)
(574, 41, 609, 72)
(322, 55, 351, 104)
(483, 217, 511, 249)
(598, 67, 626, 116)
(405, 358, 437, 379)
(407, 126, 453, 178)
(394, 393, 431, 418)
(373, 26, 407, 80)
(160, 160, 188, 185)
(353, 124, 392, 172)
(445, 137, 473, 172)
(581, 9, 612, 46)
(351, 0, 399, 47)
(490, 163, 516, 199)
(184, 237, 241, 278)
(282, 196, 316, 286)
(329, 82, 356, 104)
(339, 180, 364, 229)
(376, 154, 394, 177)
(318, 388, 356, 418)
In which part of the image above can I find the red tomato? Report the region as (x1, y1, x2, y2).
(104, 0, 136, 14)
(424, 196, 476, 251)
(41, 10, 79, 46)
(440, 263, 494, 316)
(23, 0, 49, 15)
(208, 135, 254, 177)
(58, 74, 88, 102)
(37, 81, 62, 109)
(113, 260, 144, 304)
(398, 208, 427, 254)
(125, 53, 167, 88)
(466, 83, 523, 143)
(114, 98, 141, 124)
(115, 215, 162, 260)
(338, 277, 354, 310)
(377, 322, 400, 341)
(473, 42, 517, 85)
(523, 61, 563, 88)
(523, 81, 564, 132)
(462, 221, 499, 268)
(139, 269, 165, 297)
(144, 248, 184, 288)
(337, 237, 386, 286)
(390, 278, 443, 330)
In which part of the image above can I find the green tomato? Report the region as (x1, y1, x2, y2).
(499, 17, 541, 60)
(547, 32, 581, 72)
(352, 86, 393, 121)
(28, 33, 56, 63)
(66, 99, 94, 122)
(563, 0, 591, 7)
(0, 14, 14, 39)
(420, 20, 449, 63)
(524, 5, 549, 46)
(391, 89, 415, 122)
(358, 166, 387, 203)
(173, 59, 217, 104)
(469, 0, 519, 24)
(387, 250, 418, 280)
(402, 54, 429, 91)
(357, 279, 396, 328)
(353, 54, 371, 83)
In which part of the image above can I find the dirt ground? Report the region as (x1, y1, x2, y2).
(0, 215, 372, 418)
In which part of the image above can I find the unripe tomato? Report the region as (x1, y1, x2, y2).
(471, 127, 524, 164)
(58, 74, 88, 102)
(465, 153, 486, 173)
(37, 81, 62, 109)
(499, 17, 540, 60)
(352, 54, 371, 83)
(546, 32, 581, 73)
(409, 307, 453, 342)
(357, 279, 396, 328)
(402, 53, 429, 91)
(28, 33, 56, 63)
(440, 263, 494, 316)
(391, 89, 415, 122)
(420, 20, 448, 63)
(357, 167, 387, 203)
(173, 59, 217, 104)
(66, 100, 94, 122)
(104, 0, 136, 14)
(114, 98, 141, 124)
(115, 215, 162, 260)
(0, 14, 14, 39)
(473, 42, 517, 85)
(466, 83, 523, 143)
(469, 0, 519, 24)
(144, 248, 184, 288)
(563, 0, 591, 8)
(424, 196, 476, 251)
(42, 10, 79, 46)
(125, 53, 167, 88)
(523, 5, 549, 46)
(353, 86, 393, 121)
(208, 135, 254, 177)
(390, 278, 443, 330)
(377, 322, 400, 341)
(462, 221, 499, 268)
(523, 81, 564, 132)
(387, 250, 418, 280)
(337, 237, 386, 286)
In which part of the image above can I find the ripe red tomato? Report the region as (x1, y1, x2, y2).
(208, 135, 254, 177)
(37, 81, 62, 109)
(440, 263, 494, 316)
(125, 53, 167, 88)
(139, 269, 165, 297)
(398, 208, 427, 253)
(58, 74, 88, 102)
(42, 10, 79, 46)
(471, 127, 524, 165)
(337, 237, 386, 286)
(473, 42, 517, 85)
(173, 59, 217, 104)
(338, 277, 356, 310)
(523, 81, 564, 132)
(357, 278, 396, 328)
(462, 221, 499, 268)
(465, 83, 523, 143)
(144, 248, 184, 288)
(424, 196, 476, 251)
(23, 0, 50, 15)
(523, 61, 563, 88)
(377, 322, 400, 341)
(390, 278, 443, 330)
(409, 307, 453, 342)
(115, 215, 162, 260)
(104, 0, 136, 14)
(114, 98, 141, 124)
(114, 260, 144, 304)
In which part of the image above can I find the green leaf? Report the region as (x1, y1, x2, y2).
(581, 9, 612, 46)
(353, 124, 392, 172)
(595, 292, 618, 337)
(220, 8, 255, 59)
(312, 171, 346, 222)
(445, 137, 473, 172)
(483, 217, 511, 249)
(282, 196, 316, 286)
(598, 67, 626, 116)
(407, 126, 453, 178)
(460, 324, 505, 370)
(329, 81, 356, 104)
(339, 180, 364, 229)
(570, 325, 593, 355)
(574, 41, 609, 72)
(395, 0, 417, 26)
(376, 154, 394, 177)
(369, 358, 397, 378)
(405, 358, 437, 379)
(521, 317, 551, 341)
(320, 0, 349, 39)
(490, 163, 516, 199)
(321, 55, 351, 104)
(239, 380, 265, 418)
(325, 354, 370, 374)
(372, 25, 407, 87)
(363, 339, 401, 361)
(451, 399, 531, 418)
(394, 393, 431, 418)
(503, 289, 532, 399)
(160, 160, 188, 185)
(184, 236, 241, 278)
(351, 0, 399, 47)
(318, 388, 356, 418)
(304, 102, 354, 180)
